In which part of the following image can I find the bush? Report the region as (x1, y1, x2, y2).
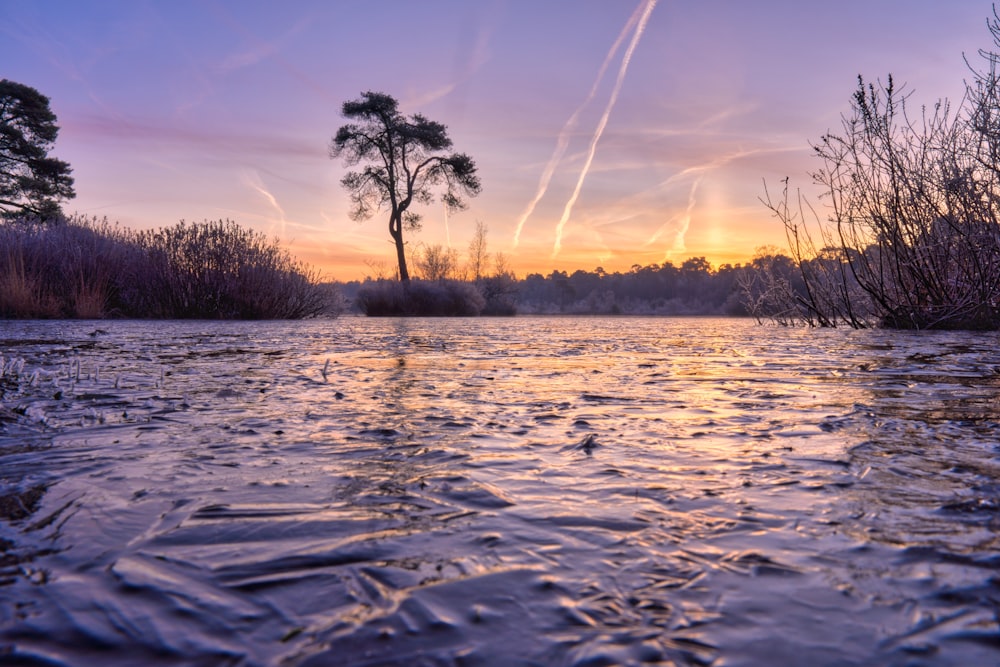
(765, 12, 1000, 329)
(0, 216, 132, 318)
(131, 219, 334, 319)
(477, 274, 518, 316)
(356, 279, 485, 316)
(0, 216, 338, 319)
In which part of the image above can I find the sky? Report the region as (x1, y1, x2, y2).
(3, 0, 998, 281)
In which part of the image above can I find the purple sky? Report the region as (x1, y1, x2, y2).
(3, 1, 996, 280)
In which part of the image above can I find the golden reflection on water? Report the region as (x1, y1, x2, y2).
(0, 317, 998, 665)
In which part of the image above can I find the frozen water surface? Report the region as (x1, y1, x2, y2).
(0, 317, 998, 666)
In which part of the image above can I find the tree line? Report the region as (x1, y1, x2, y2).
(337, 244, 759, 317)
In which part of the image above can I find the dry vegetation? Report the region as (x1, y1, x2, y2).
(0, 216, 339, 319)
(754, 12, 1000, 330)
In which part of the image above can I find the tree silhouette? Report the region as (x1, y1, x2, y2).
(330, 91, 480, 282)
(0, 79, 75, 219)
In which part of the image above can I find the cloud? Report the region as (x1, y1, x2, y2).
(664, 174, 702, 259)
(192, 5, 339, 111)
(66, 113, 323, 162)
(240, 170, 287, 237)
(405, 7, 495, 110)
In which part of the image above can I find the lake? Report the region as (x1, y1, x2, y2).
(1, 317, 998, 666)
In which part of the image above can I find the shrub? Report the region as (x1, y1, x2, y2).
(0, 216, 126, 318)
(356, 279, 485, 316)
(0, 242, 58, 318)
(476, 271, 519, 316)
(765, 12, 1000, 329)
(0, 216, 337, 319)
(131, 219, 334, 319)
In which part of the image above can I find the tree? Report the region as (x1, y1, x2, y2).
(413, 243, 459, 281)
(467, 219, 488, 281)
(330, 91, 481, 282)
(0, 79, 75, 219)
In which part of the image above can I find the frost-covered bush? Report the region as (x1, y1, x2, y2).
(0, 216, 337, 319)
(356, 279, 485, 316)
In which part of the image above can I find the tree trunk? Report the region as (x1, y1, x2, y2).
(394, 234, 410, 282)
(389, 214, 410, 282)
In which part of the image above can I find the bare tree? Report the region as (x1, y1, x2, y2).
(330, 92, 481, 283)
(467, 220, 489, 281)
(413, 243, 459, 282)
(363, 258, 392, 281)
(493, 251, 512, 279)
(737, 245, 800, 325)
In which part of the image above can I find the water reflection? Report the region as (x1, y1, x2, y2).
(0, 318, 997, 665)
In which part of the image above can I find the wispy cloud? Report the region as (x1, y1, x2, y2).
(67, 114, 323, 162)
(635, 140, 806, 260)
(1, 6, 144, 124)
(406, 8, 495, 110)
(204, 5, 339, 108)
(552, 0, 657, 257)
(664, 174, 702, 259)
(215, 10, 313, 75)
(444, 203, 452, 247)
(640, 147, 759, 252)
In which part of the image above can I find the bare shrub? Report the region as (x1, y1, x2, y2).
(767, 13, 1000, 329)
(0, 243, 58, 318)
(53, 218, 125, 317)
(356, 279, 484, 316)
(0, 220, 65, 317)
(413, 243, 461, 282)
(71, 277, 109, 318)
(0, 216, 334, 319)
(130, 219, 332, 319)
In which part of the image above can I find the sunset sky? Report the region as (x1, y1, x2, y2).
(3, 0, 997, 280)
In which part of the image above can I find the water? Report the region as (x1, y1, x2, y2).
(0, 317, 998, 666)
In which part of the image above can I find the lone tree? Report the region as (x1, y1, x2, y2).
(330, 91, 480, 282)
(0, 79, 75, 219)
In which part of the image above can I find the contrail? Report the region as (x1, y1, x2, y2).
(512, 1, 644, 248)
(642, 146, 765, 249)
(247, 172, 288, 237)
(666, 174, 701, 260)
(444, 202, 451, 247)
(643, 174, 701, 248)
(552, 0, 657, 257)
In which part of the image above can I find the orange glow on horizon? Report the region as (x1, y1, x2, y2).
(292, 226, 780, 283)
